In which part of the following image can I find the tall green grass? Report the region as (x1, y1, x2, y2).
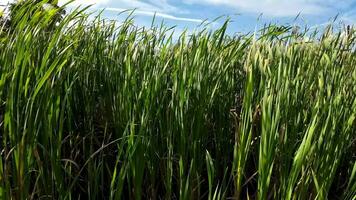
(0, 1, 355, 199)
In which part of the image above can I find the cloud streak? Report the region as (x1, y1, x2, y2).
(1, 0, 201, 24)
(106, 7, 204, 23)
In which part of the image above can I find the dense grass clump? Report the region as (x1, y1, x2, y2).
(0, 1, 355, 199)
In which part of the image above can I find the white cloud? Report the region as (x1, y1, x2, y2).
(107, 7, 204, 23)
(183, 0, 353, 17)
(101, 0, 182, 14)
(99, 1, 201, 24)
(60, 0, 110, 7)
(146, 0, 179, 13)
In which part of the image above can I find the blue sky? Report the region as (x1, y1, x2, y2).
(1, 0, 356, 34)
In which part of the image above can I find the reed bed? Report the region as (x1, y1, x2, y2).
(0, 1, 355, 199)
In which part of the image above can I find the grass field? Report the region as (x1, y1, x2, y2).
(0, 1, 355, 199)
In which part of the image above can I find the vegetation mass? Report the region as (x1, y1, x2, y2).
(0, 1, 355, 199)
